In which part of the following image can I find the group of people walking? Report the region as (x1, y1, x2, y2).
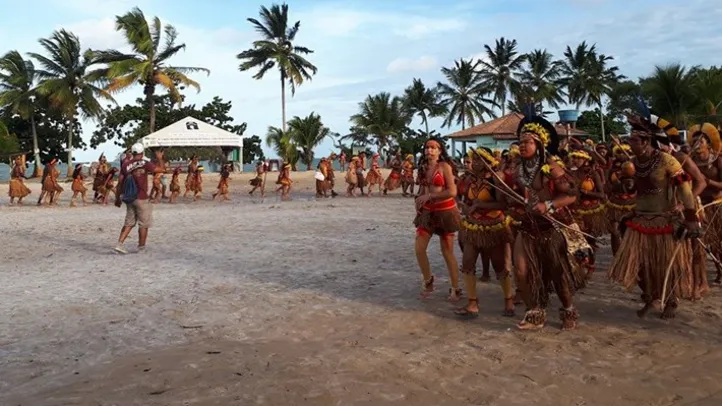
(413, 113, 721, 331)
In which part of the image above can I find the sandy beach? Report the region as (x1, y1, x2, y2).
(2, 170, 722, 406)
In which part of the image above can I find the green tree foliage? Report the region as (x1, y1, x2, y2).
(90, 95, 252, 162)
(0, 97, 84, 161)
(576, 109, 626, 141)
(243, 135, 265, 164)
(0, 120, 21, 156)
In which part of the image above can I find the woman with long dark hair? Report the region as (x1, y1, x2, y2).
(70, 163, 88, 207)
(414, 138, 462, 301)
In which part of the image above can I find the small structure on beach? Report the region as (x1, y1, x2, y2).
(139, 116, 245, 171)
(444, 112, 588, 158)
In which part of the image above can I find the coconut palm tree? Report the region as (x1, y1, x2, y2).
(0, 50, 42, 176)
(287, 112, 331, 170)
(91, 7, 210, 133)
(402, 78, 447, 135)
(691, 66, 722, 118)
(478, 37, 526, 116)
(436, 58, 497, 129)
(28, 29, 114, 175)
(238, 3, 317, 132)
(640, 64, 699, 128)
(350, 92, 411, 153)
(560, 42, 623, 140)
(515, 49, 566, 111)
(266, 125, 299, 167)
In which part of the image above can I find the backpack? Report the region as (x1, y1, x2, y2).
(121, 175, 139, 204)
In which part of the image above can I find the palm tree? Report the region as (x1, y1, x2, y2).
(0, 50, 42, 176)
(560, 42, 623, 141)
(640, 64, 698, 128)
(238, 3, 317, 132)
(402, 78, 447, 135)
(28, 29, 114, 175)
(437, 58, 497, 129)
(265, 125, 299, 167)
(691, 66, 722, 117)
(350, 92, 411, 153)
(478, 37, 526, 115)
(287, 112, 331, 169)
(91, 7, 210, 134)
(515, 49, 566, 111)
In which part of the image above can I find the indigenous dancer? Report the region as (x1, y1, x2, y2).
(365, 153, 384, 196)
(608, 114, 700, 320)
(345, 157, 359, 196)
(325, 153, 338, 197)
(568, 146, 607, 277)
(98, 167, 118, 205)
(339, 151, 346, 171)
(149, 170, 163, 203)
(93, 153, 110, 202)
(8, 155, 31, 205)
(168, 167, 182, 203)
(658, 121, 708, 299)
(213, 163, 231, 201)
(70, 163, 88, 207)
(315, 157, 329, 198)
(510, 116, 589, 330)
(183, 156, 200, 199)
(249, 161, 266, 196)
(276, 161, 292, 200)
(39, 158, 62, 205)
(689, 122, 722, 284)
(383, 152, 403, 195)
(455, 147, 516, 317)
(414, 138, 462, 301)
(355, 155, 367, 196)
(606, 143, 636, 255)
(401, 154, 416, 197)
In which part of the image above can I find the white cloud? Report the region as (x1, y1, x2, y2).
(387, 56, 438, 73)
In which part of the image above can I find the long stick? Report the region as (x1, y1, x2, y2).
(660, 232, 685, 307)
(260, 164, 269, 203)
(470, 149, 597, 240)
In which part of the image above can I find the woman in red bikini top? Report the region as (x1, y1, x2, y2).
(414, 138, 462, 302)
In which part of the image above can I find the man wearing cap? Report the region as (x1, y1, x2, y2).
(114, 143, 165, 254)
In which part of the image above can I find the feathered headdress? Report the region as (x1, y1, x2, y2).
(688, 122, 722, 153)
(516, 115, 559, 155)
(470, 147, 499, 168)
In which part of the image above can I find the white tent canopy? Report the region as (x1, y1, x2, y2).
(139, 116, 243, 149)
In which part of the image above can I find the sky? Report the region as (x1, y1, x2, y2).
(0, 0, 720, 162)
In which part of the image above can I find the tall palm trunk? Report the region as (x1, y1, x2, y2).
(145, 82, 156, 133)
(280, 71, 287, 132)
(66, 118, 74, 177)
(422, 111, 429, 135)
(598, 102, 606, 143)
(30, 115, 41, 177)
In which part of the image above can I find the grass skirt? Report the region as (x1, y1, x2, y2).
(9, 178, 31, 198)
(608, 214, 694, 302)
(459, 216, 513, 250)
(607, 194, 635, 223)
(514, 226, 587, 309)
(365, 170, 383, 185)
(414, 201, 460, 235)
(573, 201, 608, 237)
(71, 178, 87, 193)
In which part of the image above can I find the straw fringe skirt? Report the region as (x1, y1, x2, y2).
(459, 217, 513, 250)
(574, 203, 609, 237)
(71, 178, 87, 193)
(608, 215, 694, 302)
(514, 228, 587, 309)
(414, 208, 461, 235)
(606, 196, 635, 224)
(9, 179, 31, 198)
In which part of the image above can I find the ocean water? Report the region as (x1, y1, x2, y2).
(0, 158, 345, 181)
